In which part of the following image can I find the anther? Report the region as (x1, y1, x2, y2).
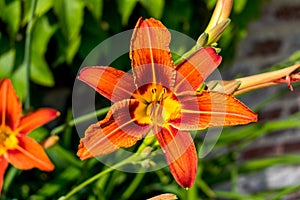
(162, 88, 167, 93)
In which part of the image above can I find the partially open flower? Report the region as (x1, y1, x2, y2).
(200, 0, 233, 46)
(207, 64, 300, 95)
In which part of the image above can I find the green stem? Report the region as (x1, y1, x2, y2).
(121, 173, 145, 199)
(51, 106, 110, 135)
(59, 154, 139, 200)
(3, 167, 20, 194)
(173, 45, 198, 65)
(24, 0, 38, 110)
(271, 184, 300, 200)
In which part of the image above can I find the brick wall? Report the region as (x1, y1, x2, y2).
(217, 0, 300, 194)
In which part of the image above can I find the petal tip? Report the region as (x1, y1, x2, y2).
(77, 140, 93, 160)
(204, 47, 222, 65)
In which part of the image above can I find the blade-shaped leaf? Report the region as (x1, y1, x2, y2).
(22, 0, 54, 25)
(140, 0, 165, 19)
(117, 0, 138, 25)
(30, 53, 54, 87)
(2, 0, 21, 38)
(53, 0, 84, 63)
(0, 50, 15, 78)
(85, 0, 103, 20)
(32, 16, 57, 56)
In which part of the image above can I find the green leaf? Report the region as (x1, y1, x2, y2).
(48, 144, 83, 169)
(0, 0, 5, 17)
(84, 0, 103, 20)
(117, 0, 138, 25)
(30, 53, 54, 87)
(54, 0, 84, 39)
(0, 49, 15, 78)
(29, 16, 56, 86)
(65, 35, 81, 64)
(2, 0, 21, 37)
(32, 16, 57, 56)
(53, 0, 84, 63)
(233, 0, 248, 14)
(22, 0, 54, 25)
(11, 64, 27, 101)
(36, 166, 81, 197)
(239, 154, 300, 173)
(203, 0, 218, 10)
(140, 0, 165, 19)
(28, 127, 49, 142)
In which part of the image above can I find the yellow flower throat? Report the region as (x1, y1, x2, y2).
(0, 126, 18, 156)
(134, 84, 181, 126)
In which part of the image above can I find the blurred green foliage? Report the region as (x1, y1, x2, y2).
(2, 0, 300, 199)
(0, 0, 262, 101)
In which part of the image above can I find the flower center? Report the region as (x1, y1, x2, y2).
(143, 84, 181, 126)
(146, 86, 167, 125)
(0, 126, 18, 156)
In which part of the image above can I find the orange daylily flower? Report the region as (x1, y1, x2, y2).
(0, 79, 59, 192)
(77, 18, 257, 188)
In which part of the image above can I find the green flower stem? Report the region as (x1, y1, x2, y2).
(59, 153, 140, 200)
(173, 45, 199, 66)
(3, 167, 20, 194)
(197, 179, 215, 198)
(50, 106, 110, 135)
(59, 131, 155, 199)
(271, 184, 300, 200)
(121, 173, 145, 199)
(24, 0, 38, 110)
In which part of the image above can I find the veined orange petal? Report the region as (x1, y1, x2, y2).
(6, 135, 54, 171)
(0, 79, 22, 130)
(78, 66, 136, 102)
(77, 99, 152, 160)
(0, 157, 8, 193)
(175, 47, 222, 93)
(172, 91, 257, 130)
(130, 18, 176, 89)
(17, 108, 60, 135)
(154, 125, 197, 188)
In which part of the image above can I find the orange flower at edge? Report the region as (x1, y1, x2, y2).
(0, 79, 59, 192)
(77, 18, 257, 188)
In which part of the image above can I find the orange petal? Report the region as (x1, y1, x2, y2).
(78, 66, 136, 102)
(6, 135, 54, 171)
(173, 91, 257, 130)
(130, 18, 176, 89)
(0, 79, 22, 130)
(154, 125, 197, 188)
(17, 108, 60, 135)
(175, 47, 222, 92)
(77, 99, 152, 160)
(0, 157, 8, 193)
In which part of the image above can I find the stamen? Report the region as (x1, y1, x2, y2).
(151, 88, 157, 93)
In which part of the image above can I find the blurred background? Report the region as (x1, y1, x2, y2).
(0, 0, 300, 199)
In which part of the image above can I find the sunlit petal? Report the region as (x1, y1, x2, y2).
(175, 47, 222, 93)
(0, 79, 22, 130)
(0, 157, 8, 193)
(172, 91, 257, 130)
(6, 136, 54, 171)
(78, 66, 136, 102)
(154, 125, 197, 188)
(17, 108, 60, 135)
(77, 99, 152, 160)
(130, 18, 176, 89)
